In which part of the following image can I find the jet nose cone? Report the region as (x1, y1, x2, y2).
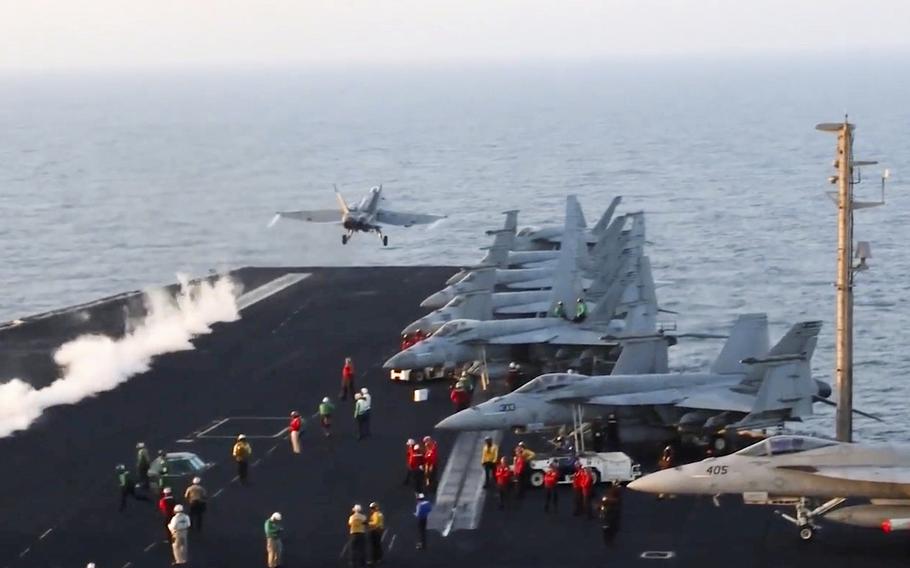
(446, 271, 467, 285)
(627, 469, 678, 494)
(435, 407, 485, 431)
(420, 291, 450, 309)
(383, 350, 417, 370)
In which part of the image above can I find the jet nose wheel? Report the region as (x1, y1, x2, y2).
(382, 235, 389, 246)
(798, 526, 814, 541)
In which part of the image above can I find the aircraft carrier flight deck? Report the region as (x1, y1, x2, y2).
(1, 267, 906, 568)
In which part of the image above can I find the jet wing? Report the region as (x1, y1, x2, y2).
(272, 210, 340, 223)
(376, 209, 445, 227)
(484, 326, 606, 345)
(495, 301, 551, 315)
(572, 389, 688, 407)
(556, 384, 753, 412)
(779, 466, 910, 485)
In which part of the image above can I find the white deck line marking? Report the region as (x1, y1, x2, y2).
(236, 273, 310, 311)
(196, 418, 230, 437)
(252, 459, 262, 467)
(18, 547, 30, 558)
(38, 528, 53, 540)
(267, 446, 277, 456)
(144, 542, 157, 552)
(388, 534, 397, 552)
(212, 488, 224, 498)
(121, 562, 133, 568)
(231, 475, 240, 483)
(338, 540, 350, 559)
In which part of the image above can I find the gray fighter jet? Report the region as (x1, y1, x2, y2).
(404, 213, 645, 334)
(434, 317, 830, 445)
(510, 196, 623, 251)
(384, 251, 656, 371)
(268, 185, 445, 246)
(628, 434, 901, 541)
(423, 207, 639, 309)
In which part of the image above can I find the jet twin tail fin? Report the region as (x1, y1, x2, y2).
(592, 196, 622, 235)
(710, 314, 769, 375)
(741, 320, 823, 420)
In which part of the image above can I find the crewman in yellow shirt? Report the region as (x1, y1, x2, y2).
(348, 504, 367, 567)
(368, 502, 385, 565)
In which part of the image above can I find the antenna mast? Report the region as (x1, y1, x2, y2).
(815, 118, 886, 442)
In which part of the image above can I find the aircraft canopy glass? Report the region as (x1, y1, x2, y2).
(735, 435, 837, 457)
(515, 373, 586, 394)
(433, 320, 473, 337)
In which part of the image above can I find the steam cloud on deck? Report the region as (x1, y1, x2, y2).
(0, 276, 240, 438)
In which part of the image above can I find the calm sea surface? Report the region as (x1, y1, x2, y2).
(1, 57, 908, 439)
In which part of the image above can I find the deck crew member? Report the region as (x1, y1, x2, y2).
(136, 442, 151, 489)
(481, 437, 498, 488)
(168, 503, 191, 564)
(264, 512, 283, 568)
(406, 441, 425, 492)
(233, 434, 252, 485)
(543, 461, 560, 513)
(513, 448, 529, 500)
(494, 457, 513, 510)
(354, 393, 369, 440)
(340, 357, 356, 400)
(319, 396, 335, 437)
(553, 301, 566, 319)
(116, 464, 147, 511)
(598, 482, 623, 544)
(349, 504, 368, 567)
(368, 502, 385, 565)
(573, 297, 588, 322)
(580, 467, 595, 518)
(423, 436, 438, 491)
(184, 477, 207, 532)
(571, 464, 586, 517)
(360, 388, 372, 436)
(415, 493, 433, 550)
(158, 487, 176, 543)
(289, 411, 303, 454)
(505, 362, 521, 392)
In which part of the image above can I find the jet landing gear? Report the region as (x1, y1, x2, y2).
(342, 231, 353, 245)
(777, 497, 846, 541)
(377, 232, 388, 246)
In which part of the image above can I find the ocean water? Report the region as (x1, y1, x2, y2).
(1, 57, 909, 440)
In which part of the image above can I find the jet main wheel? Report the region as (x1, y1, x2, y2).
(342, 234, 349, 245)
(798, 526, 814, 541)
(382, 235, 389, 246)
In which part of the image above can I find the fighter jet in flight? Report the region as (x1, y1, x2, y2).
(434, 317, 831, 446)
(268, 185, 445, 246)
(628, 433, 897, 541)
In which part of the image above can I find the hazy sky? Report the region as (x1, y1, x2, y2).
(2, 0, 908, 71)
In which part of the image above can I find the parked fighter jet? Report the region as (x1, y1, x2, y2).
(510, 196, 623, 251)
(403, 214, 645, 334)
(268, 185, 445, 246)
(384, 251, 656, 371)
(434, 317, 830, 446)
(423, 208, 640, 310)
(628, 434, 898, 541)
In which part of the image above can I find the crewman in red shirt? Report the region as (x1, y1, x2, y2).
(422, 436, 438, 491)
(572, 464, 586, 517)
(580, 467, 596, 518)
(543, 461, 560, 513)
(340, 357, 355, 400)
(158, 487, 176, 543)
(289, 411, 302, 454)
(404, 440, 425, 492)
(494, 457, 513, 510)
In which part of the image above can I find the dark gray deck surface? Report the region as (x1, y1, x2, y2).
(1, 267, 907, 568)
